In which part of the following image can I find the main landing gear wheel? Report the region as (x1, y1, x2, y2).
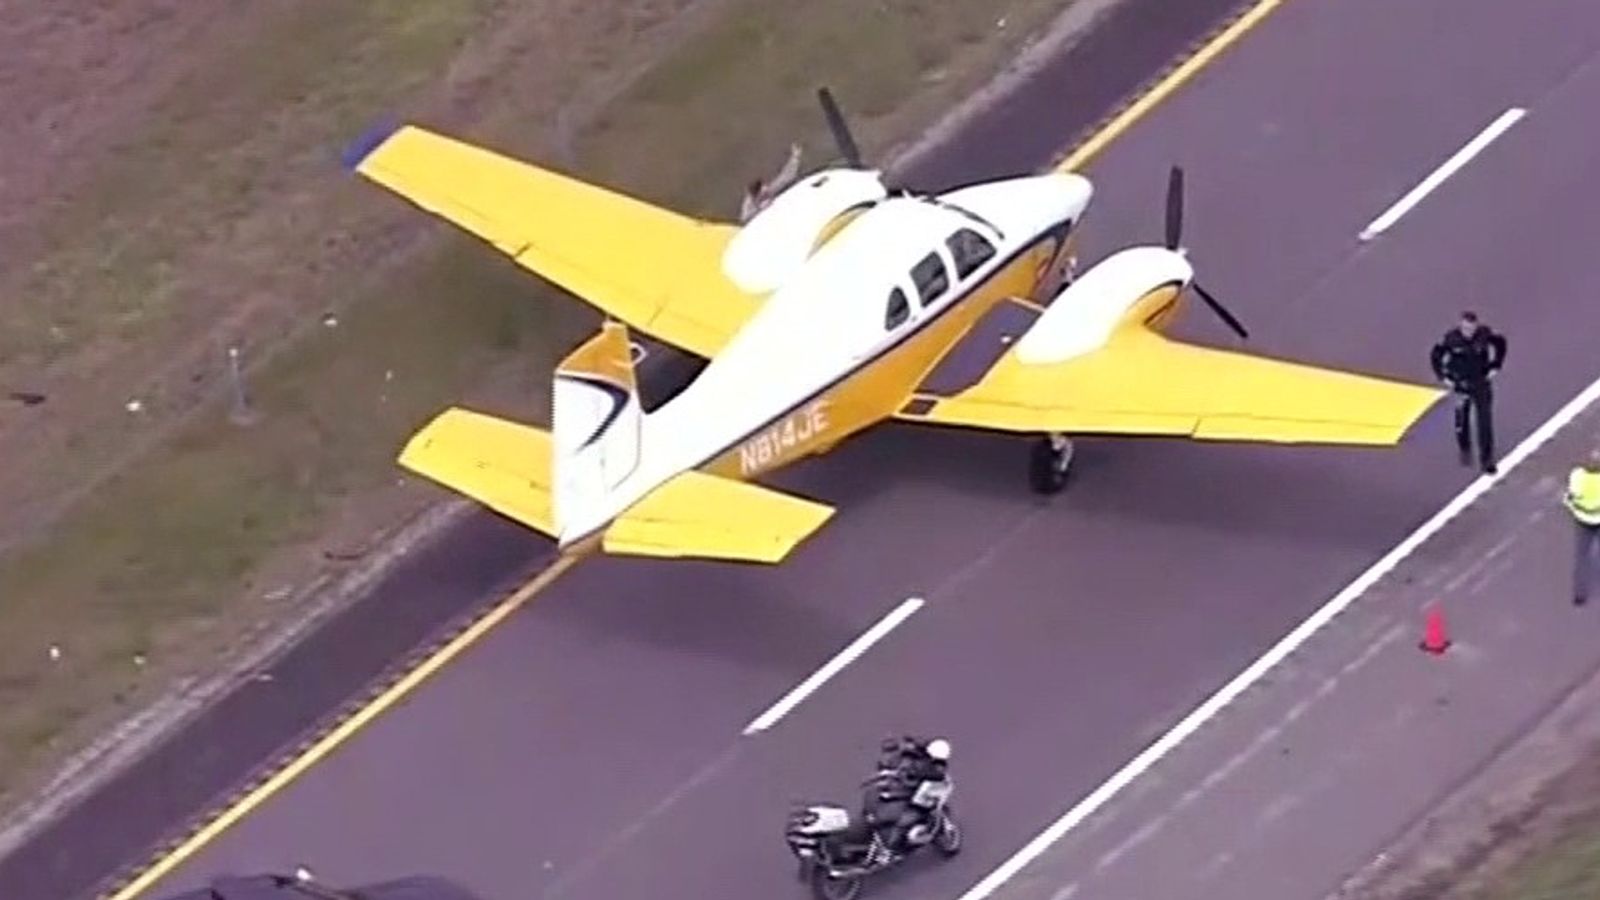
(1028, 433, 1075, 494)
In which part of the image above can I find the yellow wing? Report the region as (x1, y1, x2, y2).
(603, 471, 835, 564)
(899, 327, 1445, 444)
(399, 407, 833, 563)
(350, 123, 759, 358)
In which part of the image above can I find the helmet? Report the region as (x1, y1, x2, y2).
(924, 738, 951, 761)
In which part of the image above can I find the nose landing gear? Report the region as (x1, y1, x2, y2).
(1028, 432, 1074, 494)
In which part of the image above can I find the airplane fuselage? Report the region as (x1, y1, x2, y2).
(580, 173, 1095, 538)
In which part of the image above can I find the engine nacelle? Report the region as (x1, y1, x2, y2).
(721, 168, 890, 294)
(1012, 245, 1194, 366)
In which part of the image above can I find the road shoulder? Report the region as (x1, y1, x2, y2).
(983, 401, 1600, 900)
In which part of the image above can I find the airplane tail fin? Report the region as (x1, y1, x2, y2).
(553, 321, 644, 546)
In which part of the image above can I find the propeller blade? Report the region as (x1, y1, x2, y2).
(817, 87, 864, 169)
(1192, 280, 1249, 340)
(1165, 165, 1184, 250)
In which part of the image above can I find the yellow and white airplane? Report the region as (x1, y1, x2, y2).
(346, 89, 1444, 565)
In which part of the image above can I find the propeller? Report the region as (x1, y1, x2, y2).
(1193, 281, 1249, 341)
(1163, 164, 1250, 340)
(1164, 165, 1183, 251)
(817, 87, 865, 170)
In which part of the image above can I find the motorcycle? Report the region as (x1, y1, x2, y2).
(784, 771, 962, 900)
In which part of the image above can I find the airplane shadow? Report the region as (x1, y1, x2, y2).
(761, 422, 1030, 506)
(533, 552, 871, 676)
(764, 398, 1457, 554)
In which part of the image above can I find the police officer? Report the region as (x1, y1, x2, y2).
(866, 736, 951, 860)
(1430, 311, 1508, 474)
(1566, 449, 1600, 605)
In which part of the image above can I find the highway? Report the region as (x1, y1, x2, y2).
(0, 3, 1249, 898)
(8, 0, 1600, 898)
(975, 0, 1600, 894)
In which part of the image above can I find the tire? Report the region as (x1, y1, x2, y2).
(1028, 438, 1069, 494)
(935, 811, 962, 856)
(811, 867, 864, 900)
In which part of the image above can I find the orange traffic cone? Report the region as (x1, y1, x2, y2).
(1419, 603, 1451, 654)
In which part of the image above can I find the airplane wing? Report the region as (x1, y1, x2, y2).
(349, 124, 760, 358)
(603, 470, 835, 564)
(897, 326, 1445, 444)
(399, 407, 834, 563)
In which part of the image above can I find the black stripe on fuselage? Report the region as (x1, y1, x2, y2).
(558, 373, 633, 451)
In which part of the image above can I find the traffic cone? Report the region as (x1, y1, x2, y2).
(1419, 603, 1451, 654)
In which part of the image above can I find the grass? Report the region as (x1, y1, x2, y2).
(0, 0, 1077, 818)
(0, 241, 568, 781)
(2, 1, 497, 368)
(580, 0, 1070, 211)
(0, 0, 530, 583)
(1475, 822, 1600, 899)
(1376, 746, 1600, 900)
(1464, 764, 1600, 900)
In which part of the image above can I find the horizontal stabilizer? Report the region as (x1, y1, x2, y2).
(398, 408, 832, 563)
(603, 471, 835, 564)
(398, 407, 557, 537)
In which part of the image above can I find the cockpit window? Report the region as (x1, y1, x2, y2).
(910, 252, 950, 307)
(885, 287, 911, 330)
(946, 228, 996, 278)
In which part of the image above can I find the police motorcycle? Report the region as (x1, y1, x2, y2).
(783, 738, 962, 900)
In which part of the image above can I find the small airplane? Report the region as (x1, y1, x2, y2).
(344, 88, 1444, 565)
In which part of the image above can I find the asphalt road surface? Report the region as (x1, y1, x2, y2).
(996, 387, 1600, 899)
(0, 2, 1248, 899)
(10, 0, 1600, 898)
(981, 2, 1600, 896)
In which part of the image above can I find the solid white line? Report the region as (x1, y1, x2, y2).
(742, 597, 924, 735)
(956, 371, 1600, 900)
(1358, 106, 1525, 241)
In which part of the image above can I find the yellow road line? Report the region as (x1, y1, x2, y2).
(104, 553, 582, 900)
(1057, 0, 1289, 172)
(105, 1, 1290, 895)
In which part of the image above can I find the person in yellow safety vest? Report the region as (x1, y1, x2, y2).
(1565, 448, 1600, 605)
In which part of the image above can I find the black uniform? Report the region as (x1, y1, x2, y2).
(866, 737, 947, 858)
(1430, 325, 1507, 472)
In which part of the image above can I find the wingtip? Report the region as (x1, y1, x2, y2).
(340, 118, 403, 171)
